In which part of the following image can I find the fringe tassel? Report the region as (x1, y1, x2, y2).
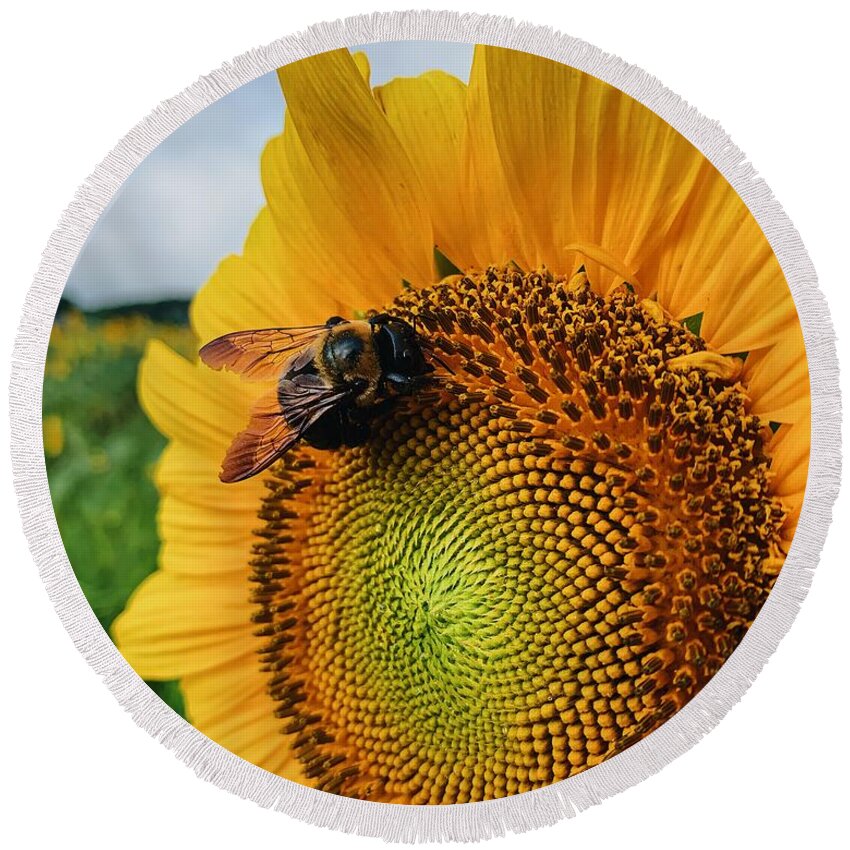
(8, 10, 841, 843)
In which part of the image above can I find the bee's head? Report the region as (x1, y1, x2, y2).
(373, 317, 430, 378)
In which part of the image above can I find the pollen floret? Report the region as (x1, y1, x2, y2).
(250, 265, 786, 803)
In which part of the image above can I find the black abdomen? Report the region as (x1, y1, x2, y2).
(303, 404, 371, 450)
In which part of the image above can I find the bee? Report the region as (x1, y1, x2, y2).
(199, 314, 441, 483)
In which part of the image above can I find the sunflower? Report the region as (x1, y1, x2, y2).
(113, 46, 810, 803)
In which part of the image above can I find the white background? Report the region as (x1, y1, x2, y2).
(1, 1, 847, 848)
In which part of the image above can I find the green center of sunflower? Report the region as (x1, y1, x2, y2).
(250, 265, 786, 804)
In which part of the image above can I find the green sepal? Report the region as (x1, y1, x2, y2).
(681, 311, 704, 337)
(433, 247, 463, 279)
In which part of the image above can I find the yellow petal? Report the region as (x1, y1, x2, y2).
(771, 418, 811, 498)
(138, 339, 257, 456)
(464, 46, 704, 290)
(191, 252, 277, 345)
(268, 49, 434, 306)
(112, 571, 255, 680)
(768, 416, 810, 538)
(374, 71, 471, 271)
(459, 48, 527, 269)
(650, 161, 799, 356)
(182, 659, 302, 779)
(203, 51, 384, 327)
(191, 208, 349, 344)
(745, 331, 810, 426)
(667, 350, 743, 381)
(351, 50, 371, 83)
(155, 441, 261, 576)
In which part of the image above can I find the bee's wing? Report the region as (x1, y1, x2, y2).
(199, 325, 329, 381)
(220, 375, 348, 483)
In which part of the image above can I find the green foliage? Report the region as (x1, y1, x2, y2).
(43, 308, 195, 718)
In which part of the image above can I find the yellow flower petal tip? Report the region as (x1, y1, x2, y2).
(666, 350, 745, 382)
(639, 298, 666, 324)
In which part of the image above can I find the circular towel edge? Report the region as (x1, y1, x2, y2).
(8, 9, 842, 843)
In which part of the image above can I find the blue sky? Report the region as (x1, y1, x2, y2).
(65, 42, 474, 310)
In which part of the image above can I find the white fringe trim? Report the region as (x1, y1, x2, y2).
(8, 10, 840, 843)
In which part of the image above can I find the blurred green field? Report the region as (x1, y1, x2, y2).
(43, 302, 196, 717)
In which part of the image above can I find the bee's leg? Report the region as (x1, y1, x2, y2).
(302, 409, 344, 450)
(384, 373, 422, 396)
(376, 373, 388, 398)
(341, 407, 371, 447)
(369, 398, 396, 418)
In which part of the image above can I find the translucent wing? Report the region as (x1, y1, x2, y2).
(220, 375, 349, 483)
(199, 325, 329, 381)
